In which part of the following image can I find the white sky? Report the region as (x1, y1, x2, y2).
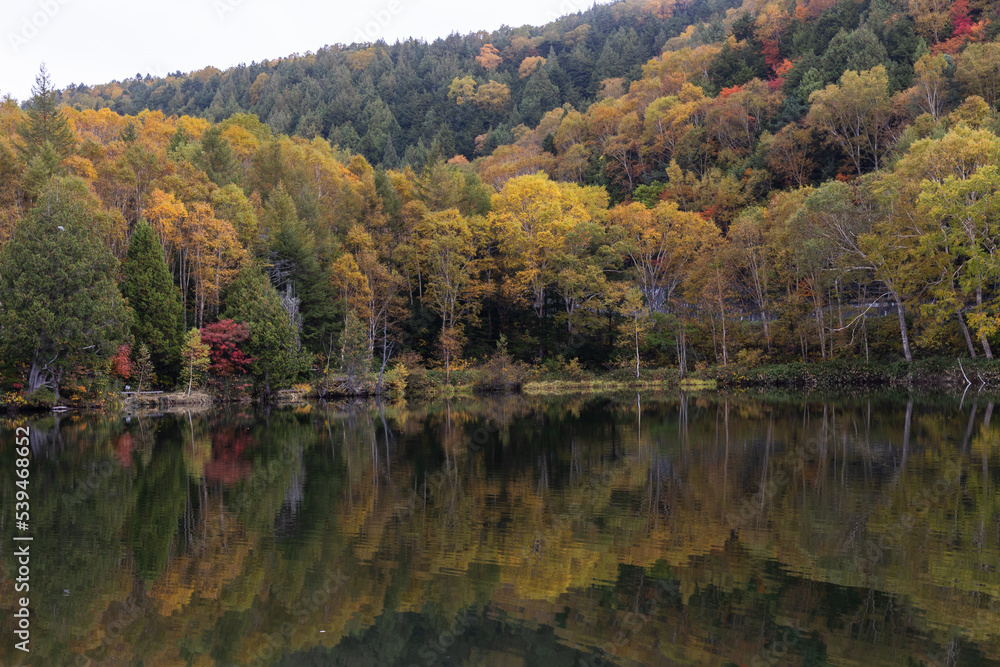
(2, 0, 608, 102)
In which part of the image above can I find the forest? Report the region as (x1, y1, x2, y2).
(3, 0, 1000, 403)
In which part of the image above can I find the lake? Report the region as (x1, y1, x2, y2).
(1, 392, 998, 666)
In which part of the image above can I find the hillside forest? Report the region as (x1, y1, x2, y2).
(4, 0, 1000, 401)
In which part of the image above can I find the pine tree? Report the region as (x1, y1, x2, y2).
(120, 122, 138, 143)
(22, 140, 62, 196)
(382, 134, 400, 168)
(266, 185, 340, 356)
(121, 220, 184, 381)
(17, 65, 76, 160)
(519, 69, 560, 126)
(198, 125, 238, 186)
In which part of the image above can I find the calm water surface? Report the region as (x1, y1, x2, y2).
(1, 392, 999, 666)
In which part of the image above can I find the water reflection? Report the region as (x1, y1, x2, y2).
(1, 392, 998, 666)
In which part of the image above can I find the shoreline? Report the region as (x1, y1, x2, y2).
(4, 357, 998, 413)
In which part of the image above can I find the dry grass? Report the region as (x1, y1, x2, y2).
(678, 378, 717, 391)
(522, 378, 675, 395)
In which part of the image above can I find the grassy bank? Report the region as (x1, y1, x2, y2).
(522, 378, 679, 395)
(707, 357, 1000, 390)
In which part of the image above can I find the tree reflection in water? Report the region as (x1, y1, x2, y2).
(1, 391, 997, 666)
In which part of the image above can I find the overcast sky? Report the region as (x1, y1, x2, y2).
(3, 0, 608, 101)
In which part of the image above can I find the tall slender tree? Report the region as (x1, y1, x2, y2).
(121, 220, 184, 382)
(17, 64, 76, 160)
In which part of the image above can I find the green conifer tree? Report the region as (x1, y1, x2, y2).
(0, 177, 130, 400)
(17, 65, 76, 161)
(223, 264, 310, 395)
(121, 220, 184, 382)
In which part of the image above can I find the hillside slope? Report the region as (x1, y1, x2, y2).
(57, 0, 740, 167)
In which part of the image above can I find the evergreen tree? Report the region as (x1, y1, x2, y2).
(359, 97, 401, 164)
(17, 64, 76, 160)
(120, 121, 138, 143)
(22, 140, 63, 197)
(167, 123, 190, 156)
(564, 42, 595, 95)
(820, 27, 890, 86)
(0, 177, 130, 400)
(265, 185, 340, 356)
(223, 264, 309, 395)
(542, 133, 558, 156)
(592, 27, 645, 86)
(133, 343, 153, 394)
(331, 122, 362, 154)
(545, 48, 574, 106)
(198, 125, 239, 186)
(382, 133, 400, 168)
(520, 69, 561, 126)
(121, 220, 184, 382)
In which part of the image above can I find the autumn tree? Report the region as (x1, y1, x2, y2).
(201, 319, 253, 377)
(490, 173, 608, 353)
(806, 66, 895, 176)
(335, 225, 402, 377)
(183, 203, 247, 328)
(918, 166, 1000, 358)
(448, 76, 478, 106)
(884, 124, 1000, 357)
(339, 309, 370, 393)
(642, 85, 707, 167)
(475, 44, 502, 70)
(955, 42, 1000, 107)
(519, 56, 546, 78)
(180, 328, 211, 396)
(553, 212, 616, 341)
(111, 344, 134, 382)
(619, 287, 648, 378)
(211, 183, 260, 252)
(609, 200, 719, 373)
(727, 207, 774, 352)
(610, 200, 718, 314)
(687, 246, 736, 366)
(415, 209, 483, 382)
(474, 81, 511, 112)
(588, 99, 644, 192)
(707, 79, 777, 159)
(808, 180, 926, 362)
(911, 53, 950, 119)
(765, 124, 814, 187)
(907, 0, 951, 42)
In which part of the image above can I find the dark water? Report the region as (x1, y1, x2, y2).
(1, 392, 999, 666)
